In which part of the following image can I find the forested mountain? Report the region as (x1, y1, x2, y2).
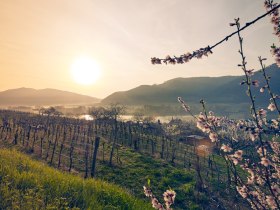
(102, 64, 279, 106)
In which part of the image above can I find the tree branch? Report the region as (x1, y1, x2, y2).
(151, 4, 280, 65)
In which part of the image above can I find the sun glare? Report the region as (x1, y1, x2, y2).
(71, 57, 101, 85)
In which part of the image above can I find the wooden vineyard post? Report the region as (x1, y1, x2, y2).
(128, 123, 132, 147)
(102, 142, 105, 162)
(195, 155, 204, 191)
(50, 125, 60, 165)
(58, 126, 67, 168)
(13, 128, 19, 145)
(40, 127, 47, 157)
(171, 141, 177, 165)
(160, 136, 165, 159)
(208, 156, 214, 178)
(109, 112, 119, 166)
(21, 129, 25, 146)
(91, 136, 100, 178)
(40, 135, 43, 157)
(26, 125, 31, 148)
(84, 126, 91, 178)
(183, 150, 187, 168)
(31, 127, 38, 152)
(69, 126, 79, 172)
(227, 165, 231, 191)
(45, 127, 53, 161)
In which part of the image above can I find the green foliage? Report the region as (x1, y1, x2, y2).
(102, 64, 280, 111)
(96, 147, 203, 210)
(0, 148, 153, 210)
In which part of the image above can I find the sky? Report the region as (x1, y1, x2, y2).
(0, 0, 278, 98)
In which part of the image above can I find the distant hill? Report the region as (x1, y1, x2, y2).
(0, 88, 100, 106)
(102, 64, 280, 106)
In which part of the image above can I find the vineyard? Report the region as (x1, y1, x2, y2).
(1, 0, 280, 209)
(0, 109, 249, 209)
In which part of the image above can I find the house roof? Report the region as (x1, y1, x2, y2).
(187, 135, 205, 140)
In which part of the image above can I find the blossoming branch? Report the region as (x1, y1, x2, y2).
(151, 2, 280, 65)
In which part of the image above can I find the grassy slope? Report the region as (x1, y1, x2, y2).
(0, 148, 153, 210)
(95, 147, 204, 210)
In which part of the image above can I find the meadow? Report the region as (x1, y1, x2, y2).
(0, 148, 153, 210)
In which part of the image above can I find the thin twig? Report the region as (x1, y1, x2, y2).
(210, 4, 280, 50)
(151, 4, 280, 65)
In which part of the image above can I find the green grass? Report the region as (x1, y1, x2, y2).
(96, 147, 203, 210)
(0, 148, 153, 210)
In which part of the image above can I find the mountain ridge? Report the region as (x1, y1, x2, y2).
(102, 63, 280, 105)
(0, 87, 100, 106)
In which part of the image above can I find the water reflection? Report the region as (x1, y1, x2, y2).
(79, 114, 193, 122)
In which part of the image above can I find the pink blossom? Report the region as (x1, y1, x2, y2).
(152, 198, 165, 210)
(209, 132, 218, 142)
(163, 189, 176, 204)
(209, 111, 214, 116)
(247, 169, 256, 185)
(245, 69, 254, 76)
(151, 57, 161, 64)
(178, 97, 190, 112)
(271, 46, 280, 67)
(249, 131, 258, 141)
(182, 52, 192, 63)
(143, 186, 153, 197)
(198, 112, 206, 121)
(247, 177, 254, 185)
(196, 121, 210, 133)
(236, 186, 248, 198)
(233, 150, 243, 160)
(163, 189, 176, 209)
(264, 0, 271, 10)
(202, 125, 211, 133)
(258, 109, 267, 117)
(271, 119, 279, 129)
(256, 176, 265, 186)
(208, 115, 215, 121)
(252, 80, 259, 87)
(266, 196, 277, 209)
(271, 119, 279, 126)
(271, 184, 280, 195)
(257, 147, 267, 157)
(268, 103, 276, 111)
(271, 15, 280, 24)
(270, 141, 280, 155)
(249, 128, 260, 141)
(260, 157, 271, 167)
(221, 144, 233, 152)
(231, 157, 239, 165)
(260, 87, 265, 93)
(196, 121, 204, 130)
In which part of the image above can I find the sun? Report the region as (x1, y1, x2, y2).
(71, 56, 101, 85)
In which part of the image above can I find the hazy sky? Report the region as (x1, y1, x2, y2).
(0, 0, 278, 98)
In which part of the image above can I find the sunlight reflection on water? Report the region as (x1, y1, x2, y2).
(79, 114, 193, 122)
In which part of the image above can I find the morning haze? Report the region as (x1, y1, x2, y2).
(0, 1, 280, 209)
(0, 0, 277, 98)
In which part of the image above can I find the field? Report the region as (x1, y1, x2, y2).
(1, 1, 280, 209)
(0, 148, 155, 210)
(0, 109, 251, 209)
